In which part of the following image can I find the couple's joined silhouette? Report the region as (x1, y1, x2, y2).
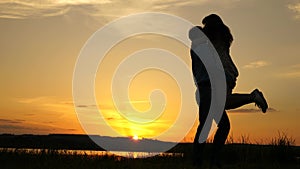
(189, 14, 268, 168)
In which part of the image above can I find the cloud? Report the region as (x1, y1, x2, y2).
(278, 71, 300, 78)
(228, 107, 278, 113)
(14, 96, 76, 120)
(53, 0, 112, 5)
(0, 118, 79, 134)
(288, 2, 300, 19)
(75, 104, 112, 110)
(106, 117, 115, 120)
(0, 125, 26, 130)
(0, 0, 241, 19)
(151, 0, 208, 10)
(77, 105, 89, 108)
(0, 119, 25, 124)
(0, 118, 38, 133)
(0, 0, 112, 19)
(0, 124, 77, 134)
(16, 96, 72, 106)
(276, 63, 300, 79)
(291, 64, 300, 68)
(243, 61, 270, 69)
(16, 97, 48, 104)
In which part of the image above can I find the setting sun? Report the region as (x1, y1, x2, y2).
(132, 135, 139, 141)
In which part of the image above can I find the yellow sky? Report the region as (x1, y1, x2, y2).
(0, 0, 300, 144)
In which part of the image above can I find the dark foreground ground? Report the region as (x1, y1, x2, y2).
(0, 144, 299, 169)
(0, 134, 299, 169)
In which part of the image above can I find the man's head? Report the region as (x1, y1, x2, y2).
(189, 26, 202, 41)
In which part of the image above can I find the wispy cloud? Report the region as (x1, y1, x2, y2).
(14, 96, 76, 120)
(277, 64, 300, 79)
(0, 123, 78, 134)
(0, 0, 112, 19)
(243, 61, 270, 69)
(53, 0, 112, 5)
(11, 97, 82, 134)
(0, 0, 241, 19)
(288, 2, 300, 19)
(16, 96, 49, 104)
(0, 119, 25, 124)
(278, 71, 300, 78)
(228, 107, 278, 113)
(151, 0, 208, 10)
(16, 96, 72, 108)
(291, 63, 300, 68)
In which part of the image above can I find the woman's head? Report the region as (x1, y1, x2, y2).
(201, 14, 233, 47)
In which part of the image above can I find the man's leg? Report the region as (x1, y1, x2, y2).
(210, 111, 230, 168)
(193, 85, 211, 166)
(193, 121, 206, 166)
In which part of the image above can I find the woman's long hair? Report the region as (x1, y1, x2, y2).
(202, 14, 233, 49)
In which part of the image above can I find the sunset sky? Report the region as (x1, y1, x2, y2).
(0, 0, 300, 145)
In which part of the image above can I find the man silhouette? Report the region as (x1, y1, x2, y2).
(189, 14, 268, 168)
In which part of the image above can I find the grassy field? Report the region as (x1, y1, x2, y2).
(0, 134, 299, 169)
(0, 144, 299, 169)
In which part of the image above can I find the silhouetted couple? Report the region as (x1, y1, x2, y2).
(189, 14, 268, 168)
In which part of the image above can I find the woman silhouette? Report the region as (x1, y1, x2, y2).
(189, 14, 268, 168)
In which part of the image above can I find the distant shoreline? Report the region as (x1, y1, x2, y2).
(0, 133, 179, 152)
(0, 133, 299, 153)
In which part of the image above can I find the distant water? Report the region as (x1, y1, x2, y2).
(0, 148, 183, 158)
